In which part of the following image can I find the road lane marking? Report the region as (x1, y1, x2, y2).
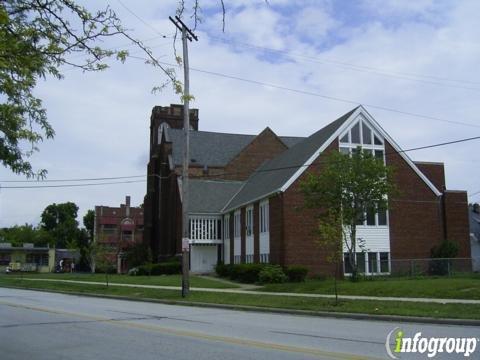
(0, 299, 381, 360)
(271, 330, 385, 345)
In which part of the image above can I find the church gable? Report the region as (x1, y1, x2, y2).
(223, 127, 288, 181)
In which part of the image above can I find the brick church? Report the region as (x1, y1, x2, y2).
(144, 104, 470, 274)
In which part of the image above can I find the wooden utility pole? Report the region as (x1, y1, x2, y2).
(169, 16, 198, 298)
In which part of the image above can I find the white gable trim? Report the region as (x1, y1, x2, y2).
(280, 106, 442, 196)
(280, 107, 363, 193)
(360, 107, 442, 196)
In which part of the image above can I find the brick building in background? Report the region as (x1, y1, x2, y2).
(144, 104, 471, 275)
(94, 196, 144, 273)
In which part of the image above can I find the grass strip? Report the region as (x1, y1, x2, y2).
(1, 273, 238, 289)
(258, 275, 480, 300)
(1, 277, 479, 320)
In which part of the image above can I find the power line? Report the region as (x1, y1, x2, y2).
(1, 134, 478, 189)
(0, 180, 146, 189)
(101, 4, 480, 90)
(0, 175, 146, 183)
(208, 36, 480, 89)
(188, 134, 480, 180)
(126, 56, 480, 129)
(115, 0, 170, 38)
(468, 190, 480, 199)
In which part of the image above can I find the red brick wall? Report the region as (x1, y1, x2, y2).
(443, 191, 471, 258)
(269, 194, 284, 265)
(281, 142, 339, 276)
(276, 139, 464, 276)
(415, 162, 445, 191)
(386, 141, 445, 260)
(223, 128, 288, 181)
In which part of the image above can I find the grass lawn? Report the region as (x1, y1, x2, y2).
(0, 276, 479, 320)
(258, 274, 480, 300)
(0, 272, 239, 289)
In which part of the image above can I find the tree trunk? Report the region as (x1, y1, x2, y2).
(334, 262, 338, 305)
(349, 223, 358, 281)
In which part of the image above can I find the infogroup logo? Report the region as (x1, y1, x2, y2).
(385, 327, 478, 358)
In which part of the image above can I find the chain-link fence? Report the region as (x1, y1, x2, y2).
(389, 257, 479, 277)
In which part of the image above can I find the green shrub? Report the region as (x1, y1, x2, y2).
(258, 265, 288, 284)
(285, 265, 308, 282)
(134, 263, 152, 276)
(134, 261, 181, 276)
(150, 262, 181, 275)
(230, 263, 266, 283)
(431, 240, 459, 259)
(95, 265, 116, 274)
(215, 262, 233, 278)
(429, 240, 460, 276)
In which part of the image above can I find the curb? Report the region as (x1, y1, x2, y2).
(1, 284, 479, 326)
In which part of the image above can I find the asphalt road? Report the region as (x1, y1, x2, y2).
(0, 288, 477, 360)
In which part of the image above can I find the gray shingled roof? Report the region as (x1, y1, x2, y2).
(188, 179, 244, 214)
(223, 108, 357, 212)
(168, 129, 304, 167)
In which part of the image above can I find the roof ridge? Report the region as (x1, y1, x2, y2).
(190, 178, 244, 184)
(169, 128, 257, 137)
(222, 107, 358, 212)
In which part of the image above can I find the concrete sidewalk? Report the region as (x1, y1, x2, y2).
(14, 277, 480, 305)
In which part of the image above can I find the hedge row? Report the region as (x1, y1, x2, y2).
(215, 263, 308, 284)
(129, 261, 181, 276)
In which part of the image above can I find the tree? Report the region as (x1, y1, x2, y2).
(124, 241, 151, 270)
(83, 209, 95, 240)
(40, 202, 79, 248)
(316, 212, 343, 304)
(1, 1, 249, 178)
(301, 149, 396, 280)
(94, 243, 117, 286)
(0, 224, 53, 246)
(81, 237, 97, 274)
(1, 0, 177, 178)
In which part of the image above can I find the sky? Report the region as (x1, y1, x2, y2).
(1, 0, 480, 227)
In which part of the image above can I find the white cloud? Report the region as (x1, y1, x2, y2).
(294, 6, 339, 41)
(1, 0, 480, 226)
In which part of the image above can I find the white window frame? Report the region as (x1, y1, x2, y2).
(260, 200, 269, 233)
(245, 205, 254, 263)
(339, 117, 388, 228)
(259, 199, 270, 263)
(223, 214, 230, 264)
(343, 251, 391, 275)
(245, 206, 253, 237)
(233, 210, 241, 263)
(234, 211, 241, 238)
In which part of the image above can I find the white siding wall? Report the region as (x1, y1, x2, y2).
(259, 200, 270, 263)
(245, 206, 254, 263)
(342, 226, 390, 253)
(233, 210, 241, 264)
(223, 214, 230, 264)
(190, 245, 218, 273)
